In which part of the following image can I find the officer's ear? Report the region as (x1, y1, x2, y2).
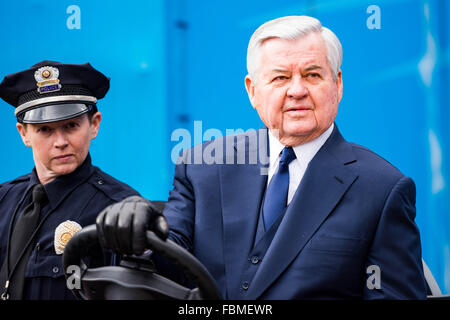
(16, 123, 32, 147)
(89, 112, 101, 140)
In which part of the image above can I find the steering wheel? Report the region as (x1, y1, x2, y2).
(62, 224, 222, 300)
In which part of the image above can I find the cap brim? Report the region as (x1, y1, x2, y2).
(18, 103, 93, 124)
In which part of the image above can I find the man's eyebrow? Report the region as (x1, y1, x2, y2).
(270, 68, 290, 73)
(270, 65, 324, 73)
(304, 65, 323, 72)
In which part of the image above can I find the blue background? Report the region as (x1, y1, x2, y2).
(0, 0, 449, 294)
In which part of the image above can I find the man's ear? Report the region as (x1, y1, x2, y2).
(245, 75, 257, 109)
(90, 112, 102, 140)
(336, 70, 343, 103)
(16, 123, 32, 147)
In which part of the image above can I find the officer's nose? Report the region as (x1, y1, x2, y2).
(53, 129, 69, 149)
(286, 76, 308, 99)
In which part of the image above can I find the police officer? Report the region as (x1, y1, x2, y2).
(0, 61, 140, 300)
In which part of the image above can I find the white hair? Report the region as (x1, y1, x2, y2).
(246, 16, 343, 81)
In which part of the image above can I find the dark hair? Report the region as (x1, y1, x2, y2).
(87, 104, 98, 123)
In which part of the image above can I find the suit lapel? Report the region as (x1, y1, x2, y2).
(220, 128, 269, 299)
(247, 125, 359, 299)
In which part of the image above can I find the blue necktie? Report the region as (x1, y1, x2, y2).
(263, 146, 297, 231)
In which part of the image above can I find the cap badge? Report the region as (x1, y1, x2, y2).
(34, 66, 62, 94)
(54, 220, 82, 255)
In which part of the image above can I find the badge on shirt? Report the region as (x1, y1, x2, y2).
(54, 220, 82, 255)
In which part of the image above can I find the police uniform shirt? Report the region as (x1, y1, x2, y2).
(0, 154, 139, 300)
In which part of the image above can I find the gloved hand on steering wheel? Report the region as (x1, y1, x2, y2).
(96, 196, 169, 256)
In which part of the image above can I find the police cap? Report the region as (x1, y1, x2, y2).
(0, 60, 110, 123)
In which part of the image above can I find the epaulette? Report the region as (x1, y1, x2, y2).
(0, 173, 31, 187)
(88, 167, 139, 202)
(0, 173, 31, 202)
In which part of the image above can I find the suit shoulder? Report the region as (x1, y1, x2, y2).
(182, 128, 264, 159)
(349, 142, 405, 180)
(209, 128, 263, 143)
(89, 167, 140, 202)
(192, 128, 263, 149)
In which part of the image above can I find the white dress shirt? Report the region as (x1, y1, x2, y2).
(267, 123, 334, 205)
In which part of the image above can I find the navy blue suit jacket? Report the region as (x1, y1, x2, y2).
(163, 124, 427, 299)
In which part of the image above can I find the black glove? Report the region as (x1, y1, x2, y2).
(96, 196, 169, 256)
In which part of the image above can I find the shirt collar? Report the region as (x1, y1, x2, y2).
(30, 153, 95, 209)
(268, 123, 335, 167)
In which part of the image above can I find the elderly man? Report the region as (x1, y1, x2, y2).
(0, 61, 139, 300)
(97, 16, 427, 299)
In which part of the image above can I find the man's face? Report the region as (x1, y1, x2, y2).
(17, 112, 101, 184)
(245, 32, 343, 146)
